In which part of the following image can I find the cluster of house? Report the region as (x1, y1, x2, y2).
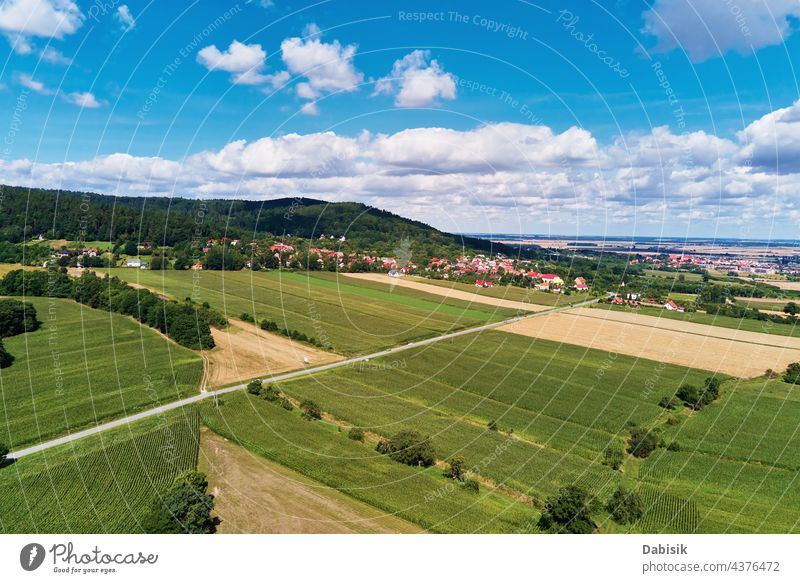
(201, 237, 241, 253)
(633, 253, 800, 276)
(419, 255, 590, 293)
(609, 292, 686, 312)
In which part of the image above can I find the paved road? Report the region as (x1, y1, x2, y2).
(9, 297, 598, 460)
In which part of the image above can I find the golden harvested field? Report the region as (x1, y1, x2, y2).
(198, 429, 422, 534)
(206, 319, 341, 388)
(768, 281, 800, 291)
(343, 273, 550, 312)
(499, 307, 800, 378)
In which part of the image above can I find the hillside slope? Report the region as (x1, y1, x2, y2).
(0, 184, 523, 258)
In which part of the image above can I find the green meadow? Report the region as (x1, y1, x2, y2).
(0, 297, 202, 448)
(407, 276, 589, 306)
(100, 268, 518, 355)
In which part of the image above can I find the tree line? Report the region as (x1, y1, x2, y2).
(0, 269, 222, 350)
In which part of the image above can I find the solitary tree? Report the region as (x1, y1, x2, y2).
(537, 485, 597, 534)
(142, 471, 217, 533)
(606, 486, 644, 525)
(627, 426, 660, 458)
(448, 455, 467, 481)
(246, 379, 262, 395)
(784, 302, 799, 316)
(300, 399, 322, 420)
(784, 362, 800, 385)
(0, 442, 9, 467)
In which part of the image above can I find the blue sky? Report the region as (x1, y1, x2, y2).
(1, 0, 800, 237)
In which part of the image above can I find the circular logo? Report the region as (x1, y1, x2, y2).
(20, 543, 46, 571)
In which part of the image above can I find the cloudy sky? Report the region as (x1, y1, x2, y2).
(1, 0, 799, 238)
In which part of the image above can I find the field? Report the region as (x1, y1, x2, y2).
(270, 332, 706, 484)
(200, 393, 536, 533)
(261, 331, 799, 532)
(344, 273, 550, 311)
(736, 297, 796, 311)
(0, 409, 199, 533)
(644, 269, 704, 282)
(758, 280, 800, 291)
(499, 307, 800, 378)
(0, 297, 203, 448)
(198, 428, 422, 533)
(99, 269, 518, 355)
(593, 303, 800, 338)
(206, 319, 341, 388)
(406, 275, 589, 306)
(0, 263, 37, 277)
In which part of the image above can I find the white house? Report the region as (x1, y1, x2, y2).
(126, 258, 142, 268)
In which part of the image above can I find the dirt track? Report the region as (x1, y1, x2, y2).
(206, 319, 341, 388)
(198, 429, 422, 534)
(344, 273, 550, 312)
(499, 307, 800, 378)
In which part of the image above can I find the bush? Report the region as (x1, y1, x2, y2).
(0, 299, 41, 338)
(246, 379, 262, 395)
(667, 441, 681, 452)
(142, 471, 217, 534)
(280, 397, 294, 411)
(239, 312, 255, 323)
(347, 427, 365, 441)
(462, 478, 480, 493)
(606, 487, 644, 525)
(602, 445, 624, 470)
(447, 455, 467, 481)
(0, 442, 9, 466)
(538, 485, 596, 534)
(376, 430, 436, 467)
(0, 340, 13, 369)
(658, 396, 678, 410)
(676, 377, 721, 410)
(627, 426, 660, 459)
(259, 385, 280, 402)
(784, 363, 800, 385)
(300, 399, 322, 420)
(487, 419, 498, 431)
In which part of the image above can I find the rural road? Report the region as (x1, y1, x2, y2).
(9, 296, 598, 460)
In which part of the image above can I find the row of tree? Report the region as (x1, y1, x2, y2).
(0, 269, 221, 350)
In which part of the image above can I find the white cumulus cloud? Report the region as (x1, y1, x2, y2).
(279, 23, 363, 113)
(197, 40, 286, 87)
(374, 50, 456, 107)
(4, 101, 800, 235)
(116, 5, 135, 30)
(643, 0, 800, 62)
(0, 0, 83, 54)
(61, 91, 101, 108)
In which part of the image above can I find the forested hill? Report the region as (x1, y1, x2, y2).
(0, 184, 524, 258)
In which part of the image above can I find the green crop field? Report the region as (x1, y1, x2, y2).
(268, 332, 716, 513)
(0, 297, 202, 448)
(0, 409, 199, 533)
(592, 303, 800, 338)
(661, 378, 800, 470)
(407, 276, 589, 306)
(100, 268, 517, 355)
(260, 330, 800, 532)
(201, 394, 535, 533)
(643, 269, 704, 282)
